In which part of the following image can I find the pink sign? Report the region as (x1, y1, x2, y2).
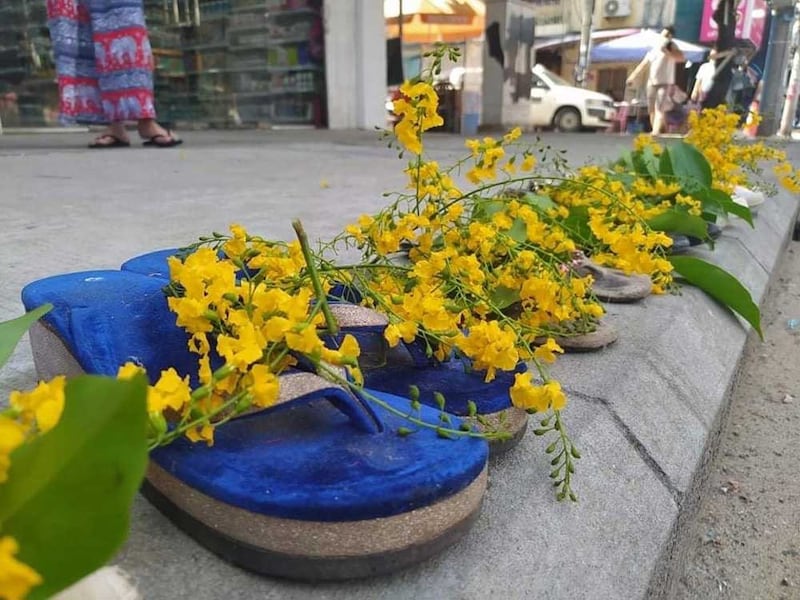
(699, 0, 768, 50)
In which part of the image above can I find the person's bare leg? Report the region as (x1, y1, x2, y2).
(647, 90, 657, 133)
(652, 108, 665, 135)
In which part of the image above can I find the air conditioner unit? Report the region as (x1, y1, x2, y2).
(603, 0, 631, 18)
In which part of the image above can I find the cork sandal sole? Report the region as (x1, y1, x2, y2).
(467, 406, 529, 456)
(143, 463, 487, 581)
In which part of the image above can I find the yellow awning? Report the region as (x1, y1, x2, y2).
(384, 0, 486, 44)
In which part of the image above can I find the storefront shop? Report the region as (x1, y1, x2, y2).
(0, 1, 58, 127)
(144, 0, 326, 128)
(0, 0, 384, 130)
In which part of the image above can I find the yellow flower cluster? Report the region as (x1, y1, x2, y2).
(455, 320, 519, 382)
(0, 536, 41, 600)
(510, 374, 567, 412)
(339, 115, 621, 413)
(685, 106, 792, 193)
(405, 160, 461, 200)
(1, 376, 66, 488)
(129, 224, 362, 447)
(465, 132, 537, 185)
(0, 417, 24, 485)
(0, 378, 66, 598)
(7, 376, 65, 435)
(546, 167, 675, 292)
(392, 81, 444, 155)
(774, 161, 800, 195)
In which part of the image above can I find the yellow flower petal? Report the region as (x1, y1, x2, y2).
(0, 536, 42, 600)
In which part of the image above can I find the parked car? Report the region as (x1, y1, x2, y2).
(529, 64, 616, 132)
(386, 64, 616, 133)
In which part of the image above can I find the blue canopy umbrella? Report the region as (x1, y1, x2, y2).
(591, 29, 709, 63)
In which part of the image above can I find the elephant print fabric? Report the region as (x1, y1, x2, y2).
(46, 0, 156, 124)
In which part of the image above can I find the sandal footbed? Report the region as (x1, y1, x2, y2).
(149, 389, 487, 521)
(88, 135, 130, 148)
(121, 248, 179, 279)
(548, 322, 619, 352)
(591, 270, 653, 303)
(576, 262, 652, 303)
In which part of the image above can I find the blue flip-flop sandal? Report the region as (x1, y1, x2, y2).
(120, 248, 179, 279)
(145, 370, 488, 580)
(121, 248, 529, 452)
(21, 270, 490, 580)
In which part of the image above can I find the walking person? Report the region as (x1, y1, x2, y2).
(728, 61, 757, 125)
(626, 26, 686, 135)
(46, 0, 181, 148)
(691, 48, 720, 105)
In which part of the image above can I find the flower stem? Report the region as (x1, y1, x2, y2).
(292, 219, 338, 336)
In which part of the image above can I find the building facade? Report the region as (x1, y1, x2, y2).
(526, 0, 680, 98)
(525, 0, 677, 38)
(0, 0, 385, 130)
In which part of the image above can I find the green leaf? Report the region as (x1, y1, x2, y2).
(561, 206, 595, 245)
(647, 210, 709, 240)
(631, 150, 657, 180)
(698, 188, 754, 227)
(490, 285, 521, 309)
(0, 304, 52, 370)
(640, 147, 660, 179)
(721, 200, 754, 226)
(520, 193, 556, 211)
(669, 255, 762, 339)
(507, 217, 528, 243)
(617, 150, 635, 171)
(1, 375, 149, 600)
(666, 142, 713, 191)
(609, 171, 637, 188)
(658, 148, 674, 179)
(470, 200, 505, 221)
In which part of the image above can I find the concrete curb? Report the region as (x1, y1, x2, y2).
(0, 131, 796, 599)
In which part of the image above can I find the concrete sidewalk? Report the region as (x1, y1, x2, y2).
(1, 130, 797, 599)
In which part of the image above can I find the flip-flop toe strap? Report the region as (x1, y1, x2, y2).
(273, 371, 383, 434)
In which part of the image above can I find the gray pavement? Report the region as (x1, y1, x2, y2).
(1, 129, 797, 599)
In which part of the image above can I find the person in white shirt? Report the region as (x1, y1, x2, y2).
(626, 26, 686, 135)
(691, 49, 718, 104)
(691, 47, 735, 104)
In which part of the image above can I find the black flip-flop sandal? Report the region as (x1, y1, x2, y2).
(88, 134, 131, 149)
(142, 130, 183, 148)
(669, 222, 723, 251)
